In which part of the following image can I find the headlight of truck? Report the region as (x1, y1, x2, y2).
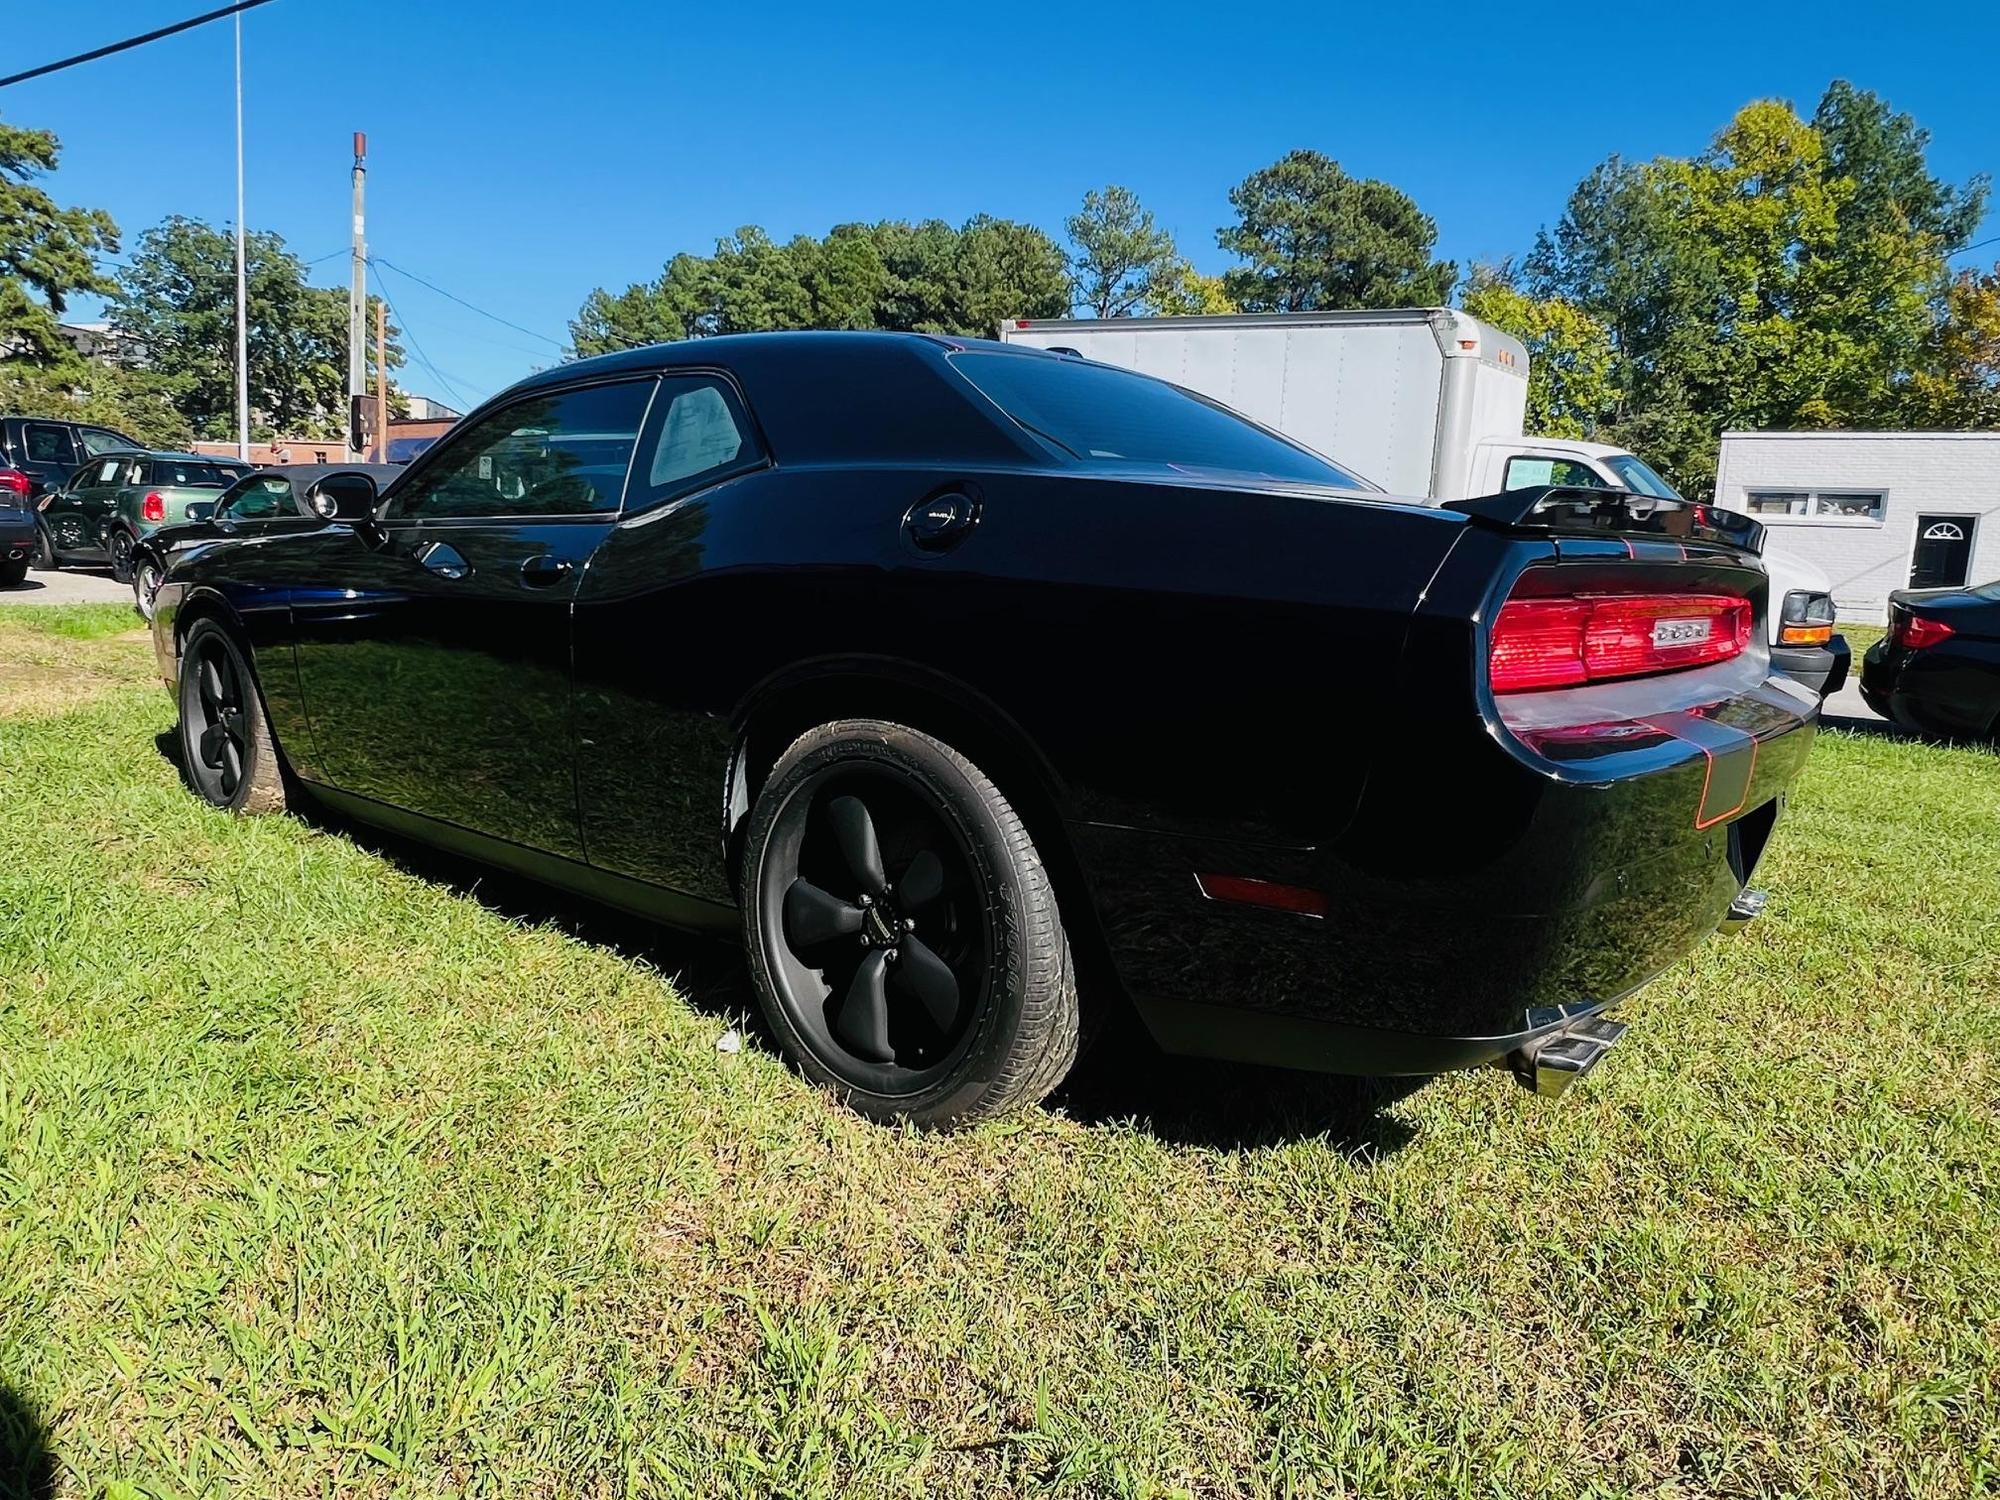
(1779, 590, 1836, 646)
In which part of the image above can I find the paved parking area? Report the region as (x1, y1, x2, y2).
(1, 566, 134, 608)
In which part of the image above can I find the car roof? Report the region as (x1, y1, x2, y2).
(106, 449, 250, 463)
(511, 330, 1037, 392)
(496, 331, 1058, 469)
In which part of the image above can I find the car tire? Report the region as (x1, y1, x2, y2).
(106, 527, 136, 584)
(176, 617, 287, 816)
(30, 522, 56, 571)
(132, 553, 162, 621)
(742, 719, 1079, 1128)
(0, 556, 26, 588)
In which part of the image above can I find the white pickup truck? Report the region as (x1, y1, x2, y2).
(998, 310, 1848, 696)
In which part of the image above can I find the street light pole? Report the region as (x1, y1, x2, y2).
(232, 11, 249, 461)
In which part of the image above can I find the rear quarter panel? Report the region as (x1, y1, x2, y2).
(570, 466, 1464, 901)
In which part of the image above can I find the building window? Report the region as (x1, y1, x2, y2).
(1742, 489, 1886, 524)
(1814, 492, 1885, 521)
(1744, 490, 1809, 516)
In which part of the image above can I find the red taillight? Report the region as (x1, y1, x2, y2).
(1490, 592, 1753, 693)
(0, 468, 29, 498)
(1892, 613, 1954, 650)
(141, 491, 166, 522)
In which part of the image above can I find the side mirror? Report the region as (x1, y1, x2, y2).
(186, 501, 218, 523)
(305, 472, 380, 523)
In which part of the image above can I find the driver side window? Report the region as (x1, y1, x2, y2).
(226, 476, 291, 519)
(387, 380, 652, 521)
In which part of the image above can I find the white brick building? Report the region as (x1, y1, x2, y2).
(1714, 431, 2000, 621)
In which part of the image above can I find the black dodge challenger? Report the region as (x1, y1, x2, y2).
(1859, 580, 2000, 739)
(149, 333, 1819, 1125)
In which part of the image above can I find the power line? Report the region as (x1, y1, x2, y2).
(0, 0, 280, 90)
(1949, 233, 2000, 261)
(370, 269, 473, 412)
(370, 257, 569, 351)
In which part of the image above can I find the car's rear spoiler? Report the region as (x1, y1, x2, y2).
(1443, 485, 1766, 557)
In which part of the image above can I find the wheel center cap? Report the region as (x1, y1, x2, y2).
(863, 905, 898, 945)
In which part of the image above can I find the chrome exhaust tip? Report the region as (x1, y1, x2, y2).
(1510, 1015, 1628, 1098)
(1720, 887, 1767, 936)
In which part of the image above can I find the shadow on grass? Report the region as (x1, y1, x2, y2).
(1819, 712, 1915, 741)
(0, 1384, 55, 1500)
(1053, 1026, 1426, 1158)
(151, 731, 1426, 1155)
(306, 797, 1426, 1154)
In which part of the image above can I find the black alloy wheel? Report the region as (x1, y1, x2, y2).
(744, 720, 1078, 1127)
(176, 619, 287, 814)
(106, 528, 135, 584)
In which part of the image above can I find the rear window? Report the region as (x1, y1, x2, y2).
(947, 350, 1373, 489)
(148, 460, 234, 489)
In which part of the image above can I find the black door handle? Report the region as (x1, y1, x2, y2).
(903, 490, 980, 551)
(520, 554, 573, 587)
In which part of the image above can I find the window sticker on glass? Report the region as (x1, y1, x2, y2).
(478, 456, 493, 480)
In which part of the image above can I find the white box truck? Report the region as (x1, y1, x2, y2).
(996, 309, 1847, 695)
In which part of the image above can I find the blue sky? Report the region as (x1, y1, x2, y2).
(9, 0, 1998, 409)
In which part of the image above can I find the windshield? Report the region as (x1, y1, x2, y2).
(1605, 454, 1683, 500)
(948, 350, 1375, 490)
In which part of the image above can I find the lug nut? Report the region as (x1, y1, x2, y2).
(859, 894, 872, 907)
(859, 933, 871, 947)
(902, 917, 916, 931)
(885, 948, 899, 963)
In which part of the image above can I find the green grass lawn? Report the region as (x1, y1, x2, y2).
(3, 603, 1997, 1498)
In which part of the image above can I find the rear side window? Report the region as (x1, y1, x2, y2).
(79, 426, 137, 456)
(947, 350, 1372, 489)
(627, 375, 760, 510)
(23, 423, 77, 465)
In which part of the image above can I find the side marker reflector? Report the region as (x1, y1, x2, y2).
(1195, 873, 1327, 919)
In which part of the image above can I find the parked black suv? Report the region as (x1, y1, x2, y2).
(0, 416, 144, 500)
(0, 417, 146, 584)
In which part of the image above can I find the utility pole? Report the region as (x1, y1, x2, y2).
(348, 131, 367, 423)
(374, 297, 388, 465)
(232, 12, 249, 461)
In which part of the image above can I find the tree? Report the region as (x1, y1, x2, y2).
(1526, 85, 1990, 493)
(1814, 80, 1988, 250)
(568, 215, 1070, 355)
(1146, 264, 1238, 316)
(1904, 265, 2000, 427)
(1217, 150, 1455, 312)
(0, 362, 191, 447)
(1067, 186, 1183, 318)
(0, 116, 119, 369)
(112, 217, 401, 440)
(1459, 266, 1618, 439)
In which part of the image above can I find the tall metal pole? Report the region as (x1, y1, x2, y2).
(232, 12, 249, 461)
(374, 297, 388, 465)
(348, 132, 367, 423)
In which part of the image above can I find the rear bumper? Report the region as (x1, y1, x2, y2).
(1861, 637, 2000, 737)
(1772, 635, 1849, 698)
(0, 512, 34, 560)
(1076, 666, 1816, 1074)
